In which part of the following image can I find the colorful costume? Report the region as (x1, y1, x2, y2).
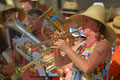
(71, 40, 110, 80)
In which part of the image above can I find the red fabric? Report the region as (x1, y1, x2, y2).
(53, 50, 60, 54)
(52, 77, 60, 80)
(109, 45, 120, 80)
(37, 4, 47, 12)
(35, 28, 51, 42)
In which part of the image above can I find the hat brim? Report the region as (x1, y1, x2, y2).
(107, 22, 120, 34)
(0, 4, 25, 25)
(103, 24, 116, 44)
(63, 14, 116, 44)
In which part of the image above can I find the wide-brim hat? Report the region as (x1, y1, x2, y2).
(59, 1, 79, 14)
(63, 5, 116, 44)
(107, 16, 120, 34)
(0, 1, 25, 25)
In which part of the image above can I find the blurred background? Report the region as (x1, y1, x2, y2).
(0, 0, 120, 22)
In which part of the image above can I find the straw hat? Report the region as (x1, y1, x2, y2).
(64, 4, 116, 44)
(60, 1, 79, 14)
(107, 16, 120, 34)
(0, 1, 25, 25)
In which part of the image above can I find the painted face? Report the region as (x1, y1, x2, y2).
(28, 13, 43, 33)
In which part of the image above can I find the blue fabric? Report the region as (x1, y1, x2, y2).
(74, 73, 79, 80)
(9, 28, 21, 50)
